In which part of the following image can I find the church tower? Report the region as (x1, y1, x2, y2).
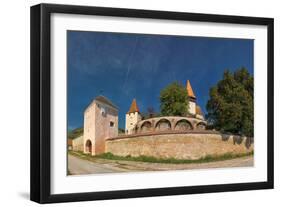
(186, 80, 196, 115)
(125, 98, 142, 134)
(83, 96, 118, 155)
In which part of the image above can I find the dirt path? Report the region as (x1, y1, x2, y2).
(68, 154, 130, 174)
(68, 154, 254, 175)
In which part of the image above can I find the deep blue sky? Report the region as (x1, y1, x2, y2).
(67, 31, 253, 130)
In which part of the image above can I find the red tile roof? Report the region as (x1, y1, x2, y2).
(127, 98, 140, 114)
(186, 80, 196, 99)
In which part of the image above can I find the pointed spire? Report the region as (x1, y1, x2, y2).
(127, 98, 140, 114)
(186, 80, 196, 99)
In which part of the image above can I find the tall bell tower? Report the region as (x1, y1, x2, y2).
(125, 98, 142, 134)
(186, 80, 196, 115)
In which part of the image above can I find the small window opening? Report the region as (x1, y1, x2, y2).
(110, 121, 114, 127)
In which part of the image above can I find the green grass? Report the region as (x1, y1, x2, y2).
(69, 150, 253, 164)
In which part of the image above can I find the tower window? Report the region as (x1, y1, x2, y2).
(101, 107, 106, 117)
(110, 121, 114, 127)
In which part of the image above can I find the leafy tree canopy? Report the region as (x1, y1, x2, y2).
(206, 67, 253, 137)
(160, 82, 189, 116)
(68, 127, 83, 139)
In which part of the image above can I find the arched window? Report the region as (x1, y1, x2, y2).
(155, 119, 171, 131)
(141, 121, 152, 133)
(175, 119, 193, 130)
(197, 122, 206, 130)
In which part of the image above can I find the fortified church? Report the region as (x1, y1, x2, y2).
(81, 80, 206, 155)
(70, 79, 252, 160)
(125, 80, 206, 135)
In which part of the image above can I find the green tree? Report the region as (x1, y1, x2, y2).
(206, 68, 253, 137)
(67, 127, 83, 139)
(160, 82, 189, 116)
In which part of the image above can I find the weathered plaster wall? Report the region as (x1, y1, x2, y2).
(72, 135, 84, 152)
(125, 112, 142, 134)
(83, 99, 118, 155)
(188, 101, 196, 115)
(105, 132, 253, 160)
(83, 101, 96, 154)
(94, 101, 118, 154)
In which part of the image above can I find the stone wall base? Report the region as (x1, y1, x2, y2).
(105, 133, 253, 160)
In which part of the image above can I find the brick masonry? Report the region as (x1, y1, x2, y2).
(105, 132, 253, 160)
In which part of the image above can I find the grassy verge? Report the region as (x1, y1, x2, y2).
(69, 150, 253, 164)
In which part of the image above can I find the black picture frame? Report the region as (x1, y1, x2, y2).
(30, 3, 274, 204)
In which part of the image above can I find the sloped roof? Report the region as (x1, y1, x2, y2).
(186, 80, 196, 99)
(95, 95, 118, 109)
(127, 98, 140, 114)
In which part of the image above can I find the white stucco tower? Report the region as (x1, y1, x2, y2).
(125, 99, 142, 134)
(186, 80, 196, 115)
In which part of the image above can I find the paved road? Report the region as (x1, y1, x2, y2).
(68, 154, 254, 175)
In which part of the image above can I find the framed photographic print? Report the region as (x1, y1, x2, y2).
(30, 3, 274, 203)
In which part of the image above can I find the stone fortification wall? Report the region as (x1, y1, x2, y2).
(72, 135, 84, 152)
(105, 131, 253, 160)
